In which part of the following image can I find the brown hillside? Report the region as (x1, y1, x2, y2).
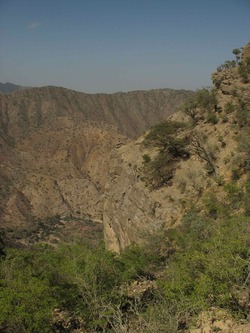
(103, 41, 250, 252)
(0, 86, 192, 139)
(0, 86, 192, 245)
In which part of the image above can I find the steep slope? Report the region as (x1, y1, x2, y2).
(0, 44, 249, 333)
(0, 86, 192, 245)
(103, 42, 250, 252)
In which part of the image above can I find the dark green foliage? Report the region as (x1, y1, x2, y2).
(231, 168, 241, 181)
(207, 112, 218, 124)
(203, 192, 230, 218)
(144, 120, 186, 154)
(143, 120, 189, 189)
(119, 244, 158, 281)
(142, 154, 151, 163)
(232, 49, 242, 64)
(144, 152, 175, 188)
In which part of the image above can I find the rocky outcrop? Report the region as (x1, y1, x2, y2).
(188, 309, 250, 333)
(0, 86, 192, 245)
(103, 42, 250, 252)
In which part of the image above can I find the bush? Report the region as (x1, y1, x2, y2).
(142, 154, 151, 163)
(224, 101, 235, 114)
(0, 246, 59, 332)
(143, 120, 187, 154)
(207, 112, 218, 124)
(160, 214, 250, 318)
(143, 152, 175, 189)
(0, 241, 162, 332)
(143, 120, 189, 189)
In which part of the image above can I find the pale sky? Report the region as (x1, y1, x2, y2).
(0, 0, 249, 93)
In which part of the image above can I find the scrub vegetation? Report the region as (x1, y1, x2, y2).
(0, 175, 249, 332)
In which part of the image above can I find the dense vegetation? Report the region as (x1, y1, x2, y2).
(1, 176, 249, 332)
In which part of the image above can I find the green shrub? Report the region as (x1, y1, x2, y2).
(143, 120, 190, 189)
(143, 152, 175, 189)
(195, 88, 217, 110)
(0, 241, 161, 332)
(231, 168, 241, 181)
(224, 102, 235, 114)
(160, 214, 250, 317)
(142, 154, 151, 163)
(207, 112, 218, 124)
(143, 120, 187, 155)
(0, 246, 59, 332)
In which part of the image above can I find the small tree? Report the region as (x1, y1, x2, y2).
(183, 99, 199, 125)
(143, 152, 175, 189)
(232, 48, 241, 64)
(143, 121, 190, 189)
(143, 120, 188, 157)
(191, 134, 217, 175)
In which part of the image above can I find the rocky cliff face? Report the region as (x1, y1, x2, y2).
(0, 86, 192, 245)
(103, 42, 250, 252)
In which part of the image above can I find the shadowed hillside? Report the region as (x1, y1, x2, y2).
(0, 82, 25, 94)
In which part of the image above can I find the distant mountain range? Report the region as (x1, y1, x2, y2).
(0, 82, 26, 93)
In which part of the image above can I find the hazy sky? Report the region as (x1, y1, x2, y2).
(0, 0, 249, 93)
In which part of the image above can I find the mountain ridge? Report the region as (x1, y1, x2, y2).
(0, 82, 26, 94)
(0, 84, 193, 245)
(1, 85, 193, 139)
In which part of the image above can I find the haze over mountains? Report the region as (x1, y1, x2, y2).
(0, 82, 25, 94)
